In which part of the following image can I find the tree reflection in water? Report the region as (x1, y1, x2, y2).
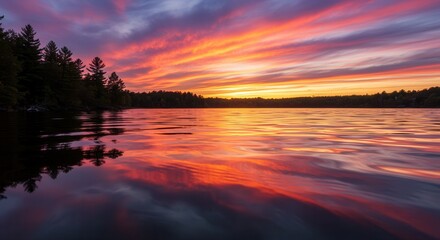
(0, 111, 124, 199)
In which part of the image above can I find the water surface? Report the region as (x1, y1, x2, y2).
(0, 109, 439, 239)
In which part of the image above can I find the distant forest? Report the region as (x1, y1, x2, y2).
(1, 18, 439, 110)
(129, 87, 440, 108)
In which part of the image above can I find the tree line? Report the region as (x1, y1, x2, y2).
(0, 17, 129, 110)
(0, 18, 208, 110)
(204, 87, 440, 108)
(1, 17, 439, 110)
(120, 87, 440, 108)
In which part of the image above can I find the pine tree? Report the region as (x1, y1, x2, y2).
(43, 41, 58, 63)
(58, 47, 80, 107)
(74, 59, 85, 78)
(106, 72, 126, 106)
(87, 57, 106, 79)
(58, 47, 73, 88)
(41, 40, 61, 105)
(59, 47, 72, 67)
(0, 16, 19, 108)
(16, 24, 42, 105)
(87, 57, 108, 106)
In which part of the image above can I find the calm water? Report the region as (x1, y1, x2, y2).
(0, 109, 439, 240)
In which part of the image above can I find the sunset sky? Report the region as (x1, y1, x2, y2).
(1, 0, 439, 98)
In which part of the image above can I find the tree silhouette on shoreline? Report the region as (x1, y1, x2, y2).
(0, 18, 131, 110)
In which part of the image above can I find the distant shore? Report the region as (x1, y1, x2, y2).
(2, 87, 439, 112)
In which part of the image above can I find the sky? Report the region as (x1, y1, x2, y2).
(1, 0, 440, 98)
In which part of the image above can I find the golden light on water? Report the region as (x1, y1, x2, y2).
(378, 166, 440, 179)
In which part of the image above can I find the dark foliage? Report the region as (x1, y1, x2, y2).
(127, 88, 440, 108)
(0, 19, 129, 110)
(0, 16, 20, 108)
(129, 91, 204, 108)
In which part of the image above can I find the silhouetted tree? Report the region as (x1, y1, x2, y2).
(41, 40, 60, 105)
(74, 58, 85, 77)
(106, 72, 126, 106)
(16, 24, 42, 105)
(0, 16, 19, 108)
(57, 46, 81, 107)
(86, 57, 108, 106)
(43, 40, 59, 63)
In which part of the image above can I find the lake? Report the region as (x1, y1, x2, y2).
(0, 109, 439, 240)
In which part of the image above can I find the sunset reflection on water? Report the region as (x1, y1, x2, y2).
(0, 109, 439, 239)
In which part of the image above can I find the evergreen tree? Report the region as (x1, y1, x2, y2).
(80, 73, 94, 107)
(41, 40, 60, 106)
(43, 41, 58, 63)
(16, 24, 42, 105)
(87, 57, 108, 106)
(106, 72, 126, 106)
(0, 16, 19, 108)
(58, 47, 81, 107)
(73, 59, 93, 107)
(74, 59, 85, 77)
(59, 47, 73, 68)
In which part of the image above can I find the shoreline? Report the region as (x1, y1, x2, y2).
(2, 106, 439, 113)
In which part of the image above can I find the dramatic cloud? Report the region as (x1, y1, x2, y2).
(1, 0, 439, 97)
